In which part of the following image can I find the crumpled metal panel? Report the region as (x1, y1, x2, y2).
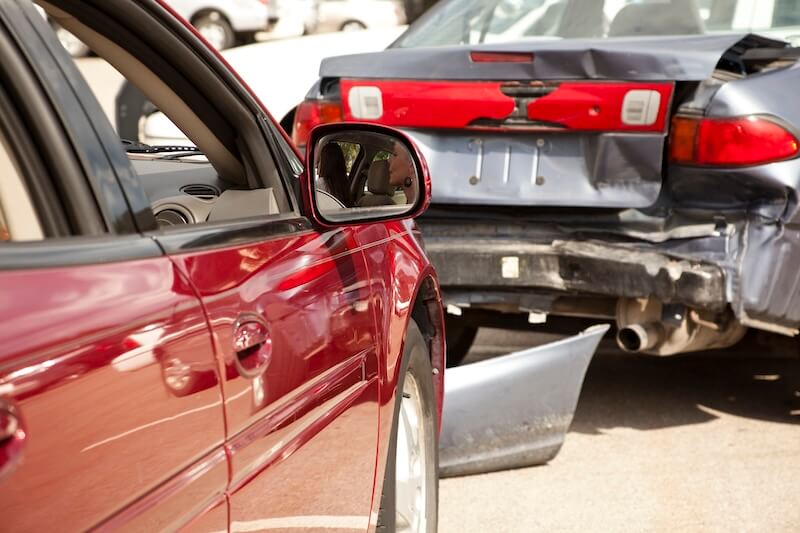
(738, 222, 800, 329)
(320, 34, 775, 82)
(439, 324, 609, 477)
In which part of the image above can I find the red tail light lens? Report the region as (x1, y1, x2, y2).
(292, 99, 343, 151)
(670, 115, 799, 166)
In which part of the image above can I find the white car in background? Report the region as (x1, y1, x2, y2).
(314, 0, 405, 32)
(40, 0, 280, 55)
(131, 26, 406, 147)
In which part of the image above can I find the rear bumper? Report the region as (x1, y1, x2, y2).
(418, 213, 800, 335)
(426, 237, 727, 312)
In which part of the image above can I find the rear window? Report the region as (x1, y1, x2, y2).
(393, 0, 797, 47)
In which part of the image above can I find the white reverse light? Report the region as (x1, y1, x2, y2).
(621, 90, 661, 126)
(348, 86, 384, 120)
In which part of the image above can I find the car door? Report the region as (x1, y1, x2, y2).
(161, 217, 382, 531)
(0, 2, 228, 531)
(98, 0, 380, 527)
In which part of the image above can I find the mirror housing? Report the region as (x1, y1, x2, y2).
(301, 123, 431, 227)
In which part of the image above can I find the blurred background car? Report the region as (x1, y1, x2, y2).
(313, 0, 406, 33)
(165, 0, 280, 49)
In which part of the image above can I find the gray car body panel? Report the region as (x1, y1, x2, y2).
(406, 130, 664, 208)
(439, 324, 609, 477)
(320, 34, 766, 81)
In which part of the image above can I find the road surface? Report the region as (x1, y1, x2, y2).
(440, 329, 800, 532)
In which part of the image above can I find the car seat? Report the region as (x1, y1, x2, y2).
(357, 160, 396, 207)
(318, 143, 350, 205)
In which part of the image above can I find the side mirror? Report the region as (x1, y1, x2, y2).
(301, 123, 431, 227)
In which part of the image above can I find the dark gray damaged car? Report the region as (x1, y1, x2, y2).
(298, 0, 800, 363)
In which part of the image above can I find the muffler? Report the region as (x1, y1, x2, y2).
(616, 298, 746, 356)
(616, 323, 663, 353)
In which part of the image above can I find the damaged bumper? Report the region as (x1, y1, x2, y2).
(421, 212, 800, 353)
(426, 236, 727, 312)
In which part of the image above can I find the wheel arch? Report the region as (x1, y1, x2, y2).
(339, 19, 368, 30)
(408, 274, 445, 408)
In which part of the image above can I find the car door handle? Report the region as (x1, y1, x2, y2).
(232, 315, 273, 378)
(0, 399, 26, 481)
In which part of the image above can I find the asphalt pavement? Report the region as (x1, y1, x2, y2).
(440, 328, 800, 532)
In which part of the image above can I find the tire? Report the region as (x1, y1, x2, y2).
(192, 11, 235, 50)
(340, 20, 367, 31)
(235, 31, 258, 46)
(377, 320, 438, 533)
(444, 317, 477, 367)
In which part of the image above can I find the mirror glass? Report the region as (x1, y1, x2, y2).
(313, 131, 420, 223)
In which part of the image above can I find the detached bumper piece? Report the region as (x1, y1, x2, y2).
(439, 324, 609, 477)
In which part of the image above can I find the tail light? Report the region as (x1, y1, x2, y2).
(670, 115, 799, 166)
(292, 99, 343, 151)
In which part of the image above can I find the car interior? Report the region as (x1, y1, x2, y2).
(37, 0, 293, 230)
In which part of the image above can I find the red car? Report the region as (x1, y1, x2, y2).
(0, 1, 443, 531)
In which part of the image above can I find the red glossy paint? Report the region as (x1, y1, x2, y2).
(168, 226, 383, 530)
(0, 258, 228, 531)
(339, 79, 674, 133)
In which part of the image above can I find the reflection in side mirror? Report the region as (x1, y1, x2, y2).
(310, 129, 423, 224)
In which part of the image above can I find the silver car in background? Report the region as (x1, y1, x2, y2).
(313, 0, 405, 32)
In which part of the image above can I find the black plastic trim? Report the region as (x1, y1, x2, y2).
(152, 216, 314, 254)
(0, 235, 162, 270)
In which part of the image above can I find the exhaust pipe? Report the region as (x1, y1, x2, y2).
(616, 323, 663, 353)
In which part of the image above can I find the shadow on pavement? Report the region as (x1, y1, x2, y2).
(465, 328, 800, 433)
(571, 344, 800, 434)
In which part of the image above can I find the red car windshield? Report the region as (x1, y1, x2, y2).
(393, 0, 800, 48)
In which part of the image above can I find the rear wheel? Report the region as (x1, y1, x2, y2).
(235, 31, 258, 46)
(193, 11, 235, 50)
(444, 317, 477, 367)
(377, 320, 438, 533)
